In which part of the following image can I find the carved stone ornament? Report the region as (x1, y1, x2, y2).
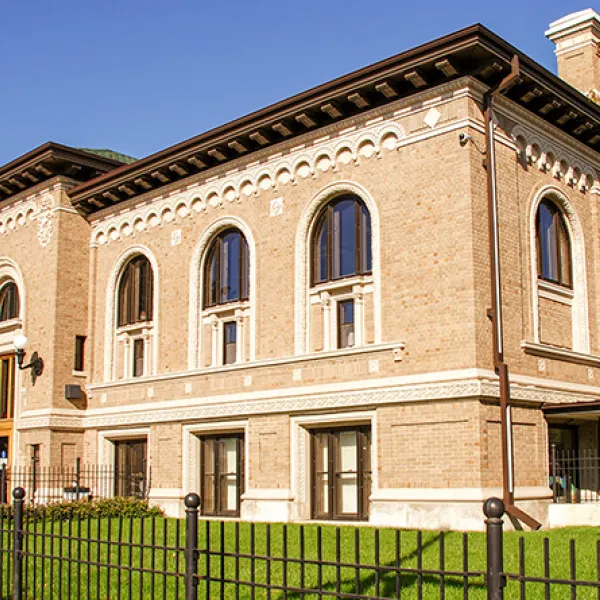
(37, 213, 53, 248)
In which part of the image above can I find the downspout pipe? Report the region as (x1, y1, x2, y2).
(483, 55, 541, 530)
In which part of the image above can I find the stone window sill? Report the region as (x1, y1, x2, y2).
(521, 341, 600, 367)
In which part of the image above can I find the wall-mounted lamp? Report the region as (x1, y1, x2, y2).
(13, 335, 44, 384)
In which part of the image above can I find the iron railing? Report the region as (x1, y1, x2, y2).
(551, 445, 600, 503)
(0, 459, 150, 505)
(0, 488, 599, 599)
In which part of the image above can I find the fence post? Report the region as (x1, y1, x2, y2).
(0, 464, 6, 504)
(483, 497, 505, 600)
(184, 493, 200, 600)
(13, 487, 25, 600)
(75, 457, 81, 501)
(551, 444, 558, 503)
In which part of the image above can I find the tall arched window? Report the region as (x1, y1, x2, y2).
(0, 282, 19, 322)
(312, 196, 372, 285)
(536, 199, 572, 288)
(203, 229, 249, 308)
(116, 255, 154, 378)
(201, 228, 250, 367)
(118, 256, 154, 326)
(308, 195, 373, 351)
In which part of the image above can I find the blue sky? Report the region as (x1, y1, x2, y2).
(0, 0, 586, 166)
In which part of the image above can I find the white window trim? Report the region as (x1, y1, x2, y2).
(290, 410, 377, 521)
(189, 217, 256, 369)
(0, 258, 26, 465)
(295, 181, 382, 355)
(98, 427, 151, 497)
(529, 185, 589, 353)
(182, 420, 249, 501)
(104, 245, 159, 381)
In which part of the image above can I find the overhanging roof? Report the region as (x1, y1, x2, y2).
(543, 400, 600, 418)
(0, 143, 129, 202)
(69, 23, 600, 216)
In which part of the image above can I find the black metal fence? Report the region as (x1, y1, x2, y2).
(1, 488, 599, 599)
(0, 459, 150, 505)
(551, 446, 600, 504)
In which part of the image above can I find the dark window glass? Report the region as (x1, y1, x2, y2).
(133, 339, 144, 378)
(114, 439, 147, 499)
(117, 256, 153, 326)
(536, 200, 572, 287)
(0, 356, 15, 419)
(0, 283, 19, 322)
(311, 196, 372, 285)
(200, 434, 244, 517)
(203, 229, 249, 308)
(74, 336, 86, 372)
(311, 427, 371, 521)
(338, 300, 355, 348)
(223, 322, 237, 365)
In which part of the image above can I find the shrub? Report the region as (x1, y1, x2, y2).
(0, 497, 164, 520)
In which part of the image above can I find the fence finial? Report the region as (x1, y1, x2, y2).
(184, 492, 200, 509)
(12, 487, 25, 501)
(483, 497, 504, 519)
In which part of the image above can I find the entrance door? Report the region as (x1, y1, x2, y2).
(114, 439, 147, 498)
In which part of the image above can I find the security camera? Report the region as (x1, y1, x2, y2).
(459, 132, 472, 146)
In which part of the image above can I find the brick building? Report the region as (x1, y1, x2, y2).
(0, 10, 599, 529)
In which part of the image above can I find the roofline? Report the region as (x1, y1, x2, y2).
(69, 24, 489, 197)
(0, 142, 126, 179)
(69, 23, 600, 205)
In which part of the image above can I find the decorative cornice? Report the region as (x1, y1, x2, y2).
(16, 376, 598, 430)
(89, 115, 409, 247)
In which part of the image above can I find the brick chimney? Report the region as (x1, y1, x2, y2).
(546, 9, 600, 101)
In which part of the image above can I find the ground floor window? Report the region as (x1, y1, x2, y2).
(200, 434, 244, 517)
(0, 355, 15, 419)
(311, 426, 371, 520)
(114, 439, 147, 499)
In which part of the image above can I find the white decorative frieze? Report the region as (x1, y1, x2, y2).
(91, 119, 407, 247)
(512, 124, 599, 193)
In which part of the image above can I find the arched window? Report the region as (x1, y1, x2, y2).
(536, 199, 572, 287)
(203, 229, 249, 308)
(311, 195, 372, 285)
(117, 256, 153, 327)
(0, 282, 19, 322)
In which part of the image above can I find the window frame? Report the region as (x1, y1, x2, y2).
(199, 433, 244, 517)
(117, 256, 154, 327)
(0, 282, 19, 323)
(203, 229, 249, 309)
(310, 425, 371, 521)
(337, 299, 355, 349)
(74, 335, 86, 372)
(311, 196, 372, 286)
(536, 199, 572, 288)
(0, 354, 15, 420)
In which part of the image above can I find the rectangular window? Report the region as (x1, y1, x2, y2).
(338, 300, 355, 348)
(223, 322, 237, 365)
(0, 356, 15, 420)
(114, 439, 147, 499)
(200, 434, 244, 517)
(74, 336, 86, 372)
(132, 339, 144, 377)
(311, 426, 371, 521)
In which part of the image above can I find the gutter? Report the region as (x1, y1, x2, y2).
(483, 55, 542, 530)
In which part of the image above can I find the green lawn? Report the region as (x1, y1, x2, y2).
(1, 517, 599, 599)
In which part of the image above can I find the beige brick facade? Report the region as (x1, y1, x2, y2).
(0, 12, 599, 529)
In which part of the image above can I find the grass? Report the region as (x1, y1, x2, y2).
(0, 517, 598, 599)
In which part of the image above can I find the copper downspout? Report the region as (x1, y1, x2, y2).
(483, 55, 541, 530)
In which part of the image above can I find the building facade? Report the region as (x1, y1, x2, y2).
(1, 10, 600, 529)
